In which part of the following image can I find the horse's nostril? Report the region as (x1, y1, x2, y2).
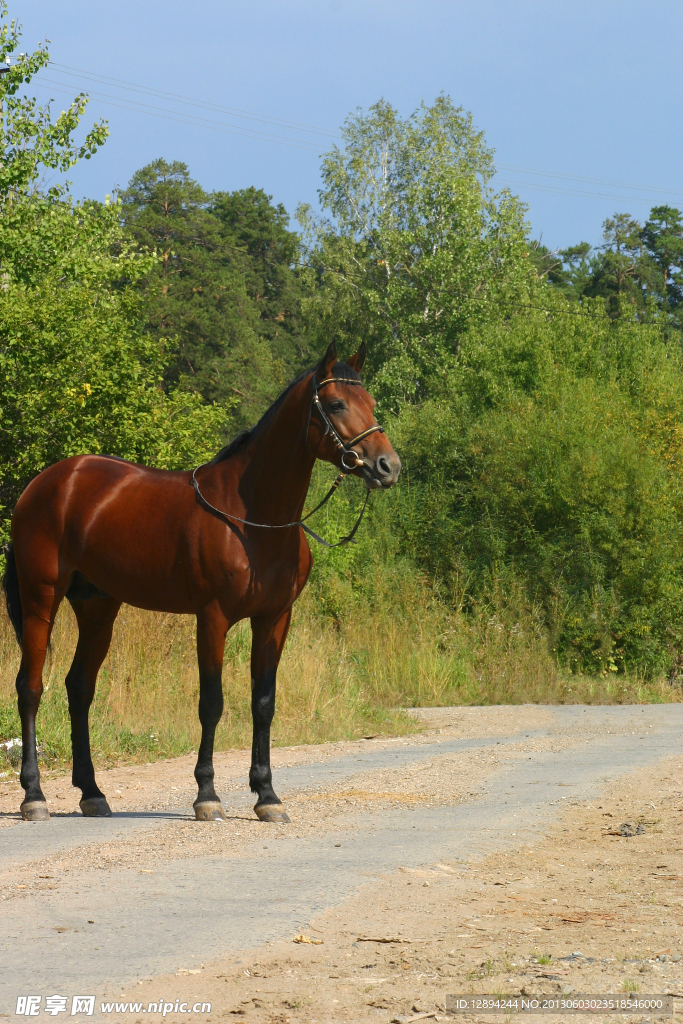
(377, 456, 391, 477)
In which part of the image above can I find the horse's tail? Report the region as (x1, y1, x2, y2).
(2, 542, 23, 648)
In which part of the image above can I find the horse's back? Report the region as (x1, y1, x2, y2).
(14, 454, 190, 535)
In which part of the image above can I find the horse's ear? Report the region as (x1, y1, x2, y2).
(346, 342, 366, 375)
(317, 340, 337, 381)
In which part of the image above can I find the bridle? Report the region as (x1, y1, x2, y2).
(191, 374, 385, 548)
(307, 376, 384, 471)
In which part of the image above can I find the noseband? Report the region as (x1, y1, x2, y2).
(191, 374, 385, 548)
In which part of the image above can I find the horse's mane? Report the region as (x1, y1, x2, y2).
(210, 360, 361, 465)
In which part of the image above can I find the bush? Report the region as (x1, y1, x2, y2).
(352, 302, 683, 676)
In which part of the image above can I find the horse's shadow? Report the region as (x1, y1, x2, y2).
(0, 809, 259, 822)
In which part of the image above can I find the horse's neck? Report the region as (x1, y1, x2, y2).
(213, 379, 316, 523)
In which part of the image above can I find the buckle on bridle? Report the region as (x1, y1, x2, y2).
(341, 450, 364, 471)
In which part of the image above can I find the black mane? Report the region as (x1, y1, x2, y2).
(210, 360, 361, 465)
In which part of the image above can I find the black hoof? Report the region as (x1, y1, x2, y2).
(80, 797, 112, 817)
(254, 802, 290, 823)
(21, 800, 50, 821)
(194, 800, 226, 821)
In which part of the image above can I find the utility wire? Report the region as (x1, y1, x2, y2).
(496, 178, 679, 206)
(37, 78, 322, 153)
(46, 61, 342, 140)
(45, 61, 682, 203)
(31, 64, 682, 216)
(497, 163, 683, 199)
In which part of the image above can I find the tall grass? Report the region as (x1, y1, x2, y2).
(1, 560, 679, 773)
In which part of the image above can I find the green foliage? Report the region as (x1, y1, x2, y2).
(0, 199, 227, 539)
(583, 213, 645, 312)
(297, 95, 532, 411)
(642, 205, 683, 311)
(386, 301, 683, 675)
(538, 205, 683, 324)
(0, 2, 107, 199)
(119, 159, 259, 421)
(0, 32, 227, 544)
(120, 162, 310, 429)
(210, 186, 311, 372)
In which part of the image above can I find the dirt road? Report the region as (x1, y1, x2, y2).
(1, 705, 682, 1023)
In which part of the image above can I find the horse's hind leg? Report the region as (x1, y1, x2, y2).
(66, 595, 121, 816)
(193, 606, 229, 821)
(16, 590, 59, 821)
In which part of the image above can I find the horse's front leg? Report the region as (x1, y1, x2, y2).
(249, 609, 292, 823)
(193, 605, 229, 821)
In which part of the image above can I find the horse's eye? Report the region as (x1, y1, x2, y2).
(330, 401, 345, 413)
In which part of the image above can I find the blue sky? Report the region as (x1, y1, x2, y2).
(14, 0, 683, 250)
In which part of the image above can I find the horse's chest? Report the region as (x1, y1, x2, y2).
(226, 545, 308, 618)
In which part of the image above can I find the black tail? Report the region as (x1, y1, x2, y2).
(2, 542, 23, 647)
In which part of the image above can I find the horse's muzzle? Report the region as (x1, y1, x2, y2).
(363, 451, 401, 489)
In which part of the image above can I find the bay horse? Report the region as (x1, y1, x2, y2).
(3, 342, 400, 822)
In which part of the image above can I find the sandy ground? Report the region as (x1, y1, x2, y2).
(117, 757, 683, 1024)
(1, 706, 682, 1024)
(0, 705, 561, 821)
(95, 756, 683, 1024)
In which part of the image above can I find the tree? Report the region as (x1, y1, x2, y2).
(120, 162, 308, 428)
(0, 2, 107, 202)
(580, 213, 645, 313)
(0, 11, 226, 542)
(211, 186, 311, 377)
(642, 205, 683, 313)
(297, 96, 531, 410)
(0, 2, 109, 285)
(541, 207, 683, 322)
(526, 240, 592, 297)
(0, 220, 226, 537)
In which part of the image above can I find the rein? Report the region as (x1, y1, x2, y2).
(191, 375, 384, 548)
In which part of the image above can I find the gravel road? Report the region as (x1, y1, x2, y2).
(1, 704, 681, 1017)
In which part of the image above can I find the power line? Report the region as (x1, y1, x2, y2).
(496, 178, 677, 207)
(37, 62, 683, 207)
(36, 78, 322, 153)
(46, 61, 342, 141)
(497, 162, 683, 199)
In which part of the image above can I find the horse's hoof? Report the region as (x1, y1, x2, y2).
(254, 802, 290, 823)
(20, 800, 50, 821)
(194, 801, 226, 821)
(80, 797, 112, 817)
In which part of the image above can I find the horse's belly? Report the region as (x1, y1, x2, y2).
(75, 521, 194, 613)
(62, 467, 196, 612)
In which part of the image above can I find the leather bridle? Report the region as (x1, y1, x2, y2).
(307, 376, 384, 472)
(191, 374, 385, 548)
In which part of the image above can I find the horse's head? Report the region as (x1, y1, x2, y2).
(309, 341, 401, 489)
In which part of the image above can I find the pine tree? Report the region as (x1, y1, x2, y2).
(120, 160, 277, 427)
(582, 213, 645, 313)
(210, 187, 311, 377)
(642, 205, 683, 314)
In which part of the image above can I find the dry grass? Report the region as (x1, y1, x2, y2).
(0, 599, 416, 769)
(1, 581, 680, 773)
